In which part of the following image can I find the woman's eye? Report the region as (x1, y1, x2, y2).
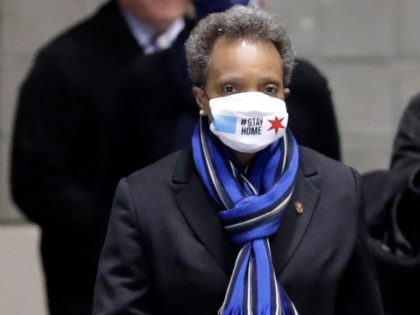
(222, 85, 238, 94)
(264, 86, 278, 95)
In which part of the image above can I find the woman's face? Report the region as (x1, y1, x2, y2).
(194, 36, 288, 119)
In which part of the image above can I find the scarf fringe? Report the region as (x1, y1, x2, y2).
(219, 306, 246, 315)
(220, 305, 278, 315)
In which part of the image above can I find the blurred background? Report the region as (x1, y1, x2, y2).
(1, 0, 420, 314)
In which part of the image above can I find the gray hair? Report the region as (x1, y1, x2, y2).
(185, 5, 295, 88)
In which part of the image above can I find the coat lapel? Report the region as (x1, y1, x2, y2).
(271, 166, 320, 274)
(173, 148, 321, 277)
(174, 152, 237, 275)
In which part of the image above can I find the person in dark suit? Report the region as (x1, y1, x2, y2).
(96, 58, 340, 230)
(95, 3, 341, 237)
(93, 6, 382, 315)
(11, 1, 340, 314)
(363, 93, 420, 315)
(11, 1, 191, 314)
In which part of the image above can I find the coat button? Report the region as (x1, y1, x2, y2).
(294, 201, 304, 214)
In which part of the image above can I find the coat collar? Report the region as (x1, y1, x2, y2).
(173, 147, 320, 276)
(91, 0, 143, 56)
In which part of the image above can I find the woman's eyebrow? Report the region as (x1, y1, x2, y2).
(258, 75, 281, 83)
(217, 75, 245, 84)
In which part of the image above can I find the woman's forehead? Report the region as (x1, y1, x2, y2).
(208, 36, 283, 72)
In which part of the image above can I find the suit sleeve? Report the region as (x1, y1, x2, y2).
(93, 178, 152, 315)
(11, 49, 95, 238)
(335, 169, 384, 315)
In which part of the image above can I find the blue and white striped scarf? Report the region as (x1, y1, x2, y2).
(192, 117, 300, 315)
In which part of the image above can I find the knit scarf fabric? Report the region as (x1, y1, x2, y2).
(192, 117, 300, 315)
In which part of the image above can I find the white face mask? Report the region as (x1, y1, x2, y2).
(209, 92, 288, 153)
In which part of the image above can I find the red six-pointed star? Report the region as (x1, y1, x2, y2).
(268, 116, 285, 134)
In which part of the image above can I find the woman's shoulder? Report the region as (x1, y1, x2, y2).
(299, 145, 360, 192)
(125, 150, 185, 186)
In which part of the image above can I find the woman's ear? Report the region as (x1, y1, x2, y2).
(284, 88, 290, 99)
(193, 87, 211, 118)
(192, 86, 206, 109)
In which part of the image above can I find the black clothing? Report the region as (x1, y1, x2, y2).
(364, 168, 420, 315)
(93, 147, 382, 315)
(11, 1, 341, 313)
(95, 58, 342, 238)
(391, 93, 420, 173)
(12, 1, 145, 314)
(363, 93, 420, 315)
(288, 59, 341, 161)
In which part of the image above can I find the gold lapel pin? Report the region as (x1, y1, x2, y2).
(294, 201, 304, 214)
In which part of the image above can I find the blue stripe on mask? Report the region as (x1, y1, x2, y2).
(213, 114, 237, 134)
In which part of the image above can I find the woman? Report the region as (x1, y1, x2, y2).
(93, 6, 383, 315)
